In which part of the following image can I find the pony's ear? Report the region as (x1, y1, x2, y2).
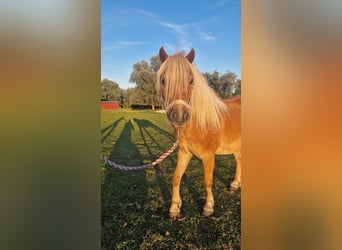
(186, 48, 195, 63)
(159, 47, 168, 63)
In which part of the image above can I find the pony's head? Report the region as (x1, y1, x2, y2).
(157, 47, 195, 128)
(157, 47, 228, 132)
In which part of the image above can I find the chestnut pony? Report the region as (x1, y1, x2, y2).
(157, 47, 241, 218)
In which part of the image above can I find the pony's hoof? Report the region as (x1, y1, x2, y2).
(230, 181, 241, 191)
(202, 205, 214, 217)
(169, 208, 180, 219)
(169, 200, 182, 218)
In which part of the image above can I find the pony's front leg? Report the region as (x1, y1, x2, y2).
(202, 154, 215, 217)
(169, 149, 192, 218)
(230, 150, 241, 190)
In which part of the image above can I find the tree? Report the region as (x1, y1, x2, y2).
(220, 71, 238, 98)
(150, 55, 161, 73)
(101, 79, 121, 101)
(122, 87, 135, 107)
(203, 70, 240, 98)
(129, 60, 159, 110)
(203, 70, 221, 96)
(235, 79, 241, 95)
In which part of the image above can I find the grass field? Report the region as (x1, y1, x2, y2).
(101, 110, 241, 249)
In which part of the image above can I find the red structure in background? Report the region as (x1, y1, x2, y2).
(101, 101, 120, 110)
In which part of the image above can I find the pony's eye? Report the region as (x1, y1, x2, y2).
(161, 78, 166, 85)
(190, 79, 194, 85)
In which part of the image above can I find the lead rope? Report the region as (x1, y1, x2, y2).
(101, 130, 180, 171)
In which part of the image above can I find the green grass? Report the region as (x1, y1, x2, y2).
(101, 110, 241, 249)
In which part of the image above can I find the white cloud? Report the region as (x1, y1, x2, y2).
(160, 21, 186, 36)
(137, 9, 192, 51)
(213, 0, 230, 7)
(137, 9, 159, 19)
(136, 9, 221, 51)
(102, 41, 147, 51)
(160, 21, 193, 51)
(199, 31, 216, 42)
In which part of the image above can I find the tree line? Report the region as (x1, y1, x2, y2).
(101, 54, 241, 110)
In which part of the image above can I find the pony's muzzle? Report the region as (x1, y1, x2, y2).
(166, 101, 190, 128)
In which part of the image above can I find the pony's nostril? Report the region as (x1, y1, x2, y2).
(183, 110, 189, 121)
(171, 111, 177, 120)
(167, 109, 176, 120)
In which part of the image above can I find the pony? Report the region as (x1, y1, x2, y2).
(157, 47, 241, 218)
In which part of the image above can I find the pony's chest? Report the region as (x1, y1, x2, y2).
(181, 131, 220, 157)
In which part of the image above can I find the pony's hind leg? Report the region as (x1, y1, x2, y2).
(169, 150, 192, 218)
(230, 150, 241, 190)
(202, 154, 215, 217)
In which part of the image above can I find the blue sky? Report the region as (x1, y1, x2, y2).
(102, 0, 240, 89)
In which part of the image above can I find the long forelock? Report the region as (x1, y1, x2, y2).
(157, 53, 193, 106)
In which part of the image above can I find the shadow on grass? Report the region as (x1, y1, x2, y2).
(133, 118, 174, 149)
(133, 118, 175, 214)
(101, 116, 124, 144)
(213, 155, 237, 191)
(102, 119, 148, 249)
(182, 171, 204, 215)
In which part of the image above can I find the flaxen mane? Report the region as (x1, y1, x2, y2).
(157, 52, 228, 131)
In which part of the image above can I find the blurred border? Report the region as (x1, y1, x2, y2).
(0, 1, 100, 249)
(242, 0, 342, 249)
